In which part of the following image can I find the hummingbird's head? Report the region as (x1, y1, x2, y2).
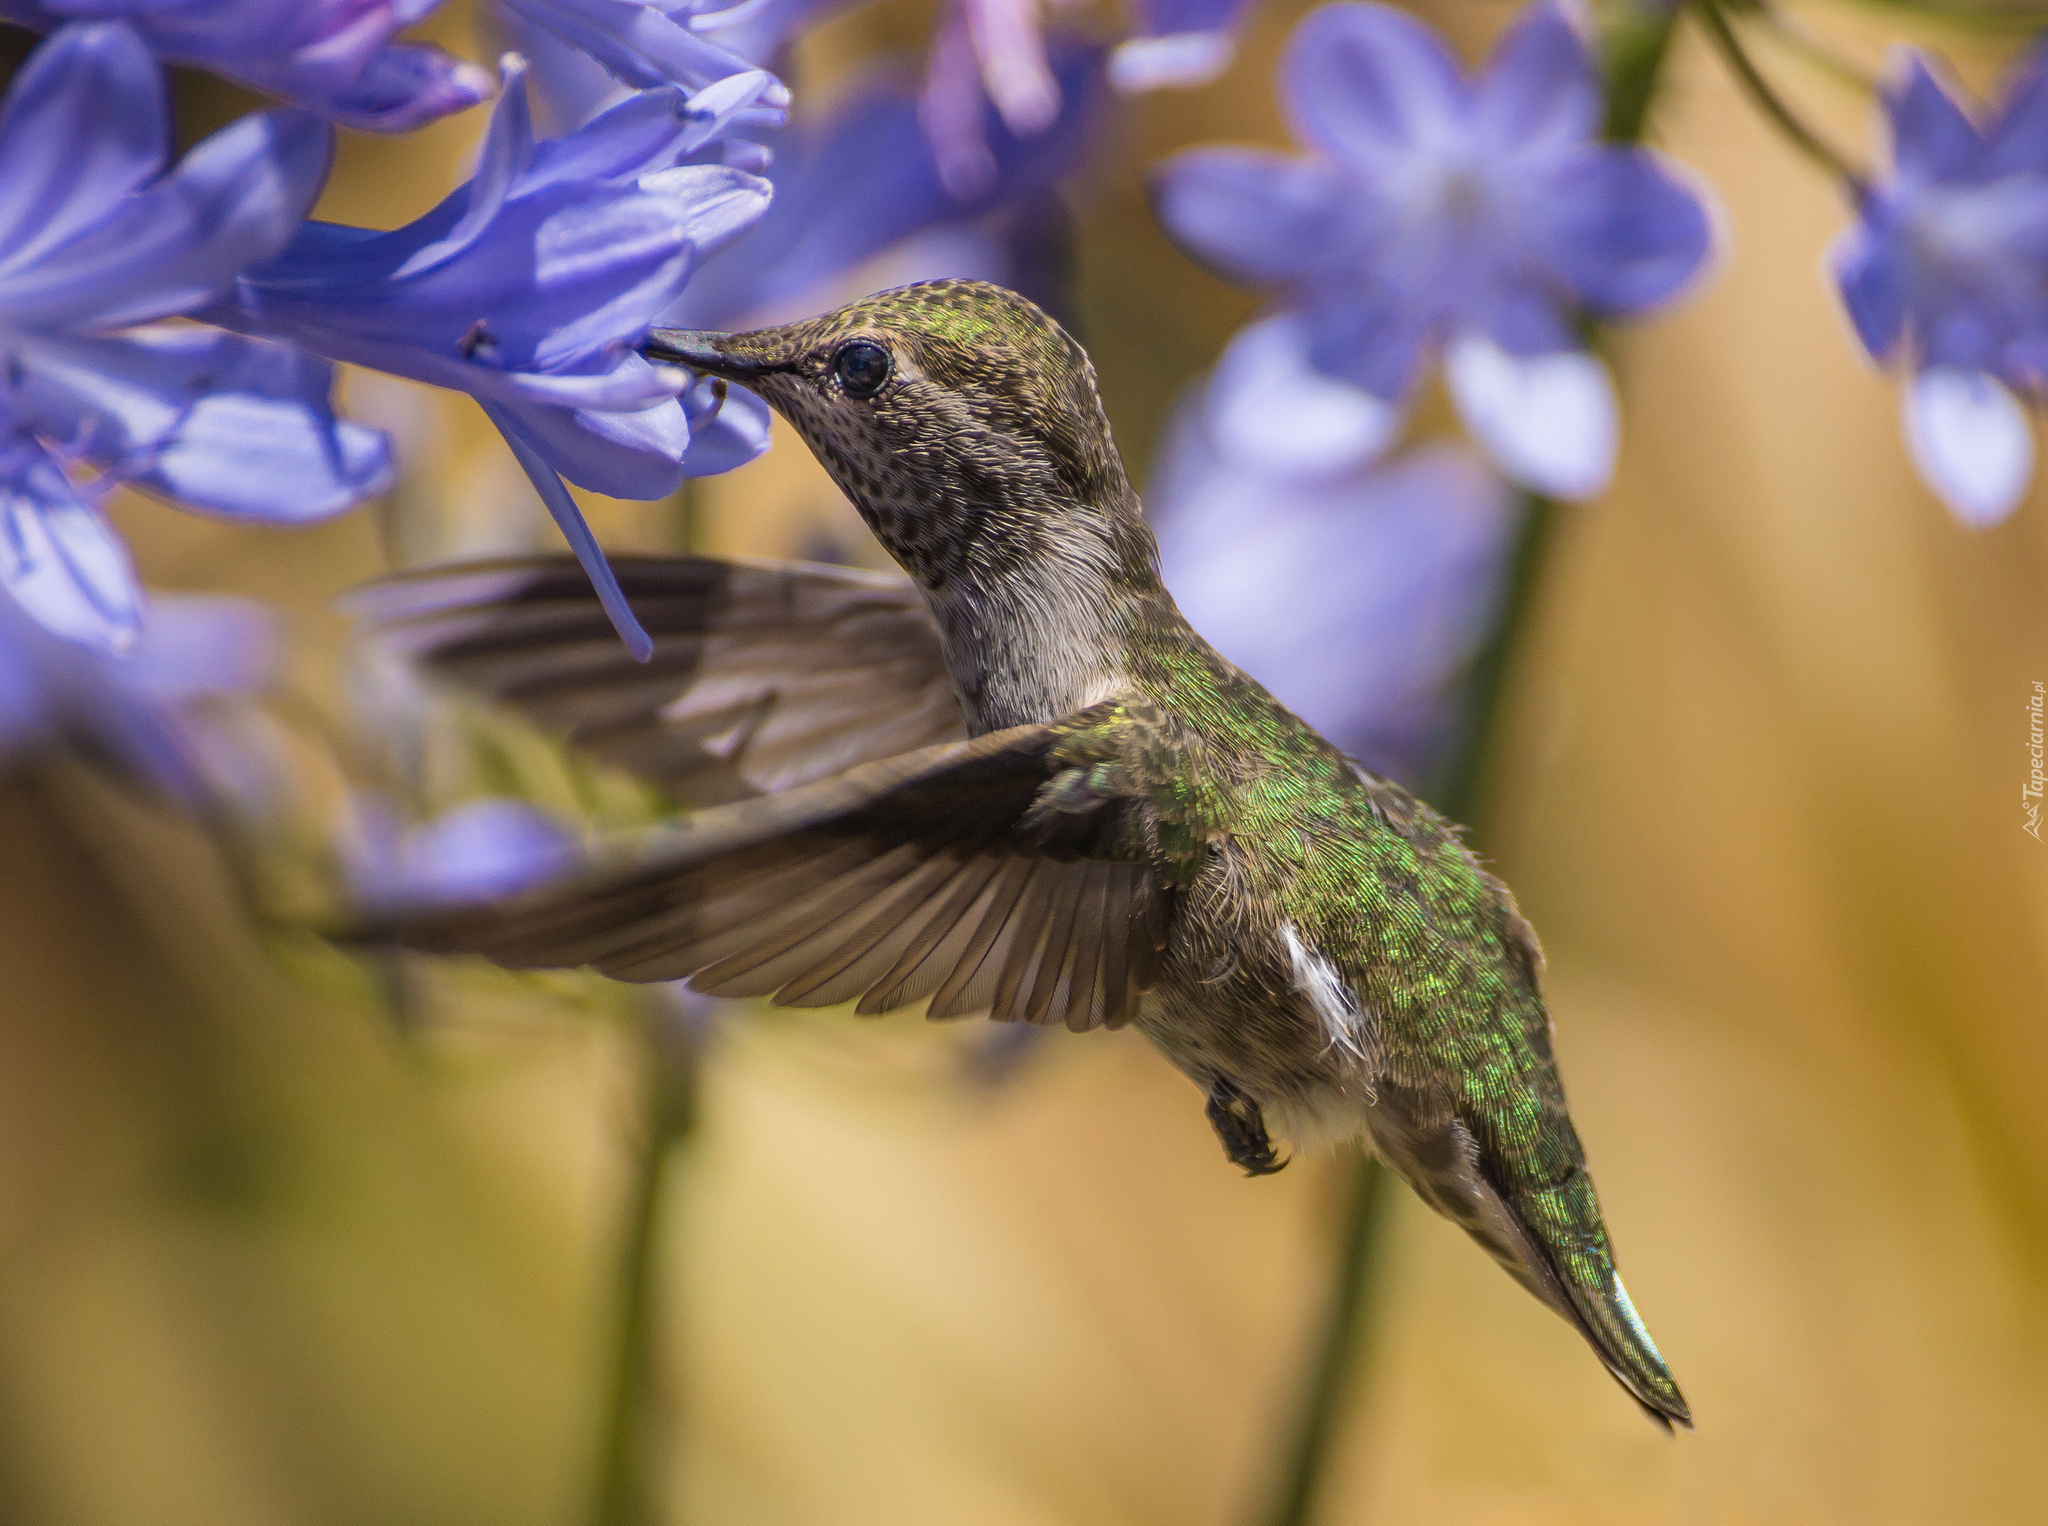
(644, 281, 1155, 596)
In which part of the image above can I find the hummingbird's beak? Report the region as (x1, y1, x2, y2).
(640, 328, 786, 380)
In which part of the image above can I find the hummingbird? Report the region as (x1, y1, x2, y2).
(357, 279, 1689, 1428)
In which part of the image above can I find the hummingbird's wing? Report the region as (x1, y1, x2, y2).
(348, 555, 964, 803)
(364, 710, 1173, 1033)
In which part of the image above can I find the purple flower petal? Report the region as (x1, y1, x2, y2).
(525, 67, 783, 188)
(0, 106, 332, 331)
(921, 8, 998, 199)
(1886, 51, 1985, 184)
(317, 43, 497, 133)
(1304, 290, 1433, 402)
(1149, 146, 1361, 286)
(0, 0, 490, 133)
(963, 0, 1061, 136)
(482, 399, 655, 659)
(678, 379, 771, 474)
(643, 161, 779, 258)
(1444, 331, 1616, 499)
(502, 392, 693, 498)
(0, 23, 165, 276)
(1829, 213, 1908, 363)
(1522, 147, 1715, 315)
(118, 594, 277, 702)
(0, 444, 144, 652)
(1471, 0, 1600, 155)
(1280, 2, 1466, 169)
(236, 184, 705, 382)
(0, 584, 274, 801)
(12, 328, 392, 520)
(1464, 280, 1576, 354)
(348, 795, 581, 910)
(691, 0, 862, 57)
(1202, 310, 1403, 476)
(500, 4, 632, 132)
(1987, 48, 2048, 176)
(1902, 366, 2033, 527)
(1108, 35, 1233, 93)
(398, 53, 538, 277)
(498, 0, 787, 101)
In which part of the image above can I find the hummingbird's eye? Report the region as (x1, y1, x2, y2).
(832, 339, 892, 400)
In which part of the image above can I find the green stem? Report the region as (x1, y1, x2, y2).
(1255, 499, 1560, 1526)
(1600, 0, 1681, 144)
(1695, 0, 1868, 192)
(592, 1016, 699, 1526)
(1258, 1156, 1392, 1526)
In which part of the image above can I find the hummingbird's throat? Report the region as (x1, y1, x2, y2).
(923, 569, 1135, 734)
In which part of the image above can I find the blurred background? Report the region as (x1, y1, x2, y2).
(2, 1, 2045, 1523)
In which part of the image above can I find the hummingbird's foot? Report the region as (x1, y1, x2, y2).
(1206, 1078, 1287, 1177)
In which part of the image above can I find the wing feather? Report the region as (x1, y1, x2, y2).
(350, 554, 965, 801)
(367, 717, 1175, 1032)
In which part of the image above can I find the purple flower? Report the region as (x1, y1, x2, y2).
(1150, 392, 1519, 782)
(0, 584, 276, 807)
(346, 795, 580, 910)
(214, 55, 779, 660)
(1151, 0, 1712, 498)
(0, 23, 390, 652)
(0, 0, 493, 131)
(1832, 50, 2048, 527)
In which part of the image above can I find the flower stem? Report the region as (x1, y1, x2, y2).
(1744, 2, 1879, 95)
(592, 1012, 699, 1526)
(1254, 496, 1559, 1526)
(1601, 0, 1681, 143)
(1695, 0, 1868, 192)
(1258, 1155, 1392, 1526)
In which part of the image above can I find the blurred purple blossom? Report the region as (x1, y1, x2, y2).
(1150, 392, 1519, 782)
(0, 23, 390, 653)
(921, 0, 1251, 196)
(213, 55, 780, 660)
(346, 795, 580, 910)
(0, 0, 493, 131)
(1151, 0, 1712, 499)
(1832, 50, 2048, 528)
(0, 584, 276, 806)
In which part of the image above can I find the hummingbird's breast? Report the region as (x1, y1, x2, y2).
(1132, 839, 1383, 1145)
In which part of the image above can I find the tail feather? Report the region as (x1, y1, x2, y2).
(1369, 1099, 1690, 1429)
(1570, 1269, 1692, 1430)
(1500, 1161, 1692, 1430)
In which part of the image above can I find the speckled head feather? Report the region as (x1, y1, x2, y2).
(648, 281, 1154, 595)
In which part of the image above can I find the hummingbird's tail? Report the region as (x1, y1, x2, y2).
(1496, 1161, 1693, 1430)
(1370, 1094, 1691, 1429)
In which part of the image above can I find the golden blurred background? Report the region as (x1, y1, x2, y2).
(1, 1, 2044, 1522)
